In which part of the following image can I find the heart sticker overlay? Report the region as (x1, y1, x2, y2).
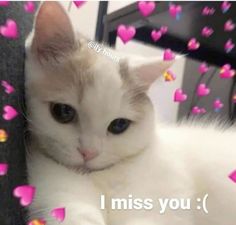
(73, 1, 86, 8)
(50, 207, 66, 222)
(201, 26, 214, 38)
(188, 38, 200, 50)
(169, 3, 182, 20)
(197, 83, 210, 96)
(117, 24, 136, 44)
(1, 80, 15, 94)
(2, 105, 18, 121)
(13, 185, 36, 207)
(219, 64, 235, 79)
(229, 170, 236, 183)
(202, 6, 215, 16)
(0, 129, 8, 142)
(0, 163, 8, 176)
(174, 89, 187, 102)
(213, 98, 224, 112)
(28, 219, 46, 225)
(24, 1, 35, 13)
(0, 1, 9, 6)
(0, 19, 18, 39)
(221, 1, 231, 13)
(191, 106, 206, 115)
(163, 49, 175, 61)
(138, 1, 156, 17)
(224, 39, 235, 53)
(151, 29, 162, 42)
(199, 62, 209, 75)
(224, 19, 235, 32)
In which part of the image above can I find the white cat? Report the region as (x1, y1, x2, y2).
(25, 2, 236, 225)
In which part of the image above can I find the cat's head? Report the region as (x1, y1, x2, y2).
(25, 2, 172, 171)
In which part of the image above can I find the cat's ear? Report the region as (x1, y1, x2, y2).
(31, 2, 75, 61)
(129, 57, 174, 87)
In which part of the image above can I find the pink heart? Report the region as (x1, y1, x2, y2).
(151, 30, 162, 42)
(117, 25, 136, 44)
(13, 185, 35, 206)
(24, 1, 35, 13)
(1, 80, 15, 94)
(51, 207, 66, 222)
(200, 108, 206, 114)
(224, 19, 235, 31)
(213, 99, 224, 111)
(199, 62, 209, 75)
(138, 1, 156, 17)
(160, 26, 168, 34)
(0, 1, 9, 6)
(0, 19, 18, 39)
(225, 39, 235, 53)
(2, 105, 18, 121)
(169, 3, 182, 20)
(219, 64, 235, 79)
(73, 1, 86, 8)
(163, 48, 175, 61)
(174, 89, 187, 102)
(221, 1, 231, 13)
(202, 6, 215, 16)
(229, 170, 236, 183)
(201, 26, 214, 37)
(188, 38, 200, 51)
(192, 106, 201, 115)
(197, 83, 210, 96)
(0, 163, 8, 176)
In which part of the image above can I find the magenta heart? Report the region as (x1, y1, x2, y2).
(225, 39, 235, 53)
(224, 19, 235, 31)
(219, 64, 235, 79)
(51, 207, 66, 222)
(160, 26, 168, 34)
(188, 38, 200, 50)
(0, 19, 18, 39)
(73, 1, 86, 8)
(163, 48, 175, 61)
(138, 1, 156, 17)
(229, 170, 236, 183)
(200, 108, 206, 114)
(2, 105, 18, 121)
(117, 25, 136, 44)
(13, 185, 35, 206)
(174, 89, 187, 102)
(1, 80, 15, 94)
(0, 163, 8, 176)
(0, 1, 9, 6)
(202, 6, 215, 15)
(201, 26, 213, 37)
(151, 30, 162, 42)
(169, 4, 182, 19)
(213, 99, 224, 110)
(197, 83, 210, 96)
(199, 62, 209, 75)
(24, 1, 35, 13)
(192, 106, 201, 115)
(221, 1, 231, 13)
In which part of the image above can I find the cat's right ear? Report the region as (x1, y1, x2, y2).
(31, 2, 75, 61)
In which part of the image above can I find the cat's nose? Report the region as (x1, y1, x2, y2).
(79, 149, 98, 161)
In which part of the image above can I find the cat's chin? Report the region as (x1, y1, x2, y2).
(79, 162, 115, 173)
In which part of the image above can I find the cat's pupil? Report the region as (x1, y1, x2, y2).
(108, 118, 131, 135)
(50, 103, 76, 124)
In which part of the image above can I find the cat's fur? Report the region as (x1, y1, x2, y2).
(25, 2, 236, 225)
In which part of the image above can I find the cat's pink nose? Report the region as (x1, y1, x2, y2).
(79, 149, 98, 161)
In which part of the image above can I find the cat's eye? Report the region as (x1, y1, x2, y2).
(108, 118, 131, 135)
(50, 103, 76, 124)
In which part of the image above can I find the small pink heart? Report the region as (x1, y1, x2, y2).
(0, 19, 18, 39)
(169, 3, 182, 20)
(138, 1, 156, 17)
(0, 163, 8, 176)
(174, 89, 187, 102)
(213, 99, 224, 111)
(225, 39, 235, 53)
(117, 25, 136, 44)
(1, 80, 15, 94)
(201, 26, 214, 37)
(202, 6, 215, 16)
(13, 185, 35, 207)
(224, 19, 235, 32)
(151, 30, 162, 42)
(51, 207, 66, 222)
(73, 1, 86, 8)
(192, 106, 201, 115)
(188, 38, 200, 51)
(221, 1, 231, 13)
(2, 105, 18, 121)
(219, 64, 235, 79)
(163, 48, 175, 61)
(24, 1, 35, 13)
(197, 83, 210, 96)
(229, 170, 236, 183)
(199, 62, 209, 75)
(200, 108, 206, 114)
(0, 1, 9, 6)
(160, 26, 168, 34)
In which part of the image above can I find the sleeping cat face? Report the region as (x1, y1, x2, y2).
(25, 2, 172, 171)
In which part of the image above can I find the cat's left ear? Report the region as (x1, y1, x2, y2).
(128, 57, 174, 87)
